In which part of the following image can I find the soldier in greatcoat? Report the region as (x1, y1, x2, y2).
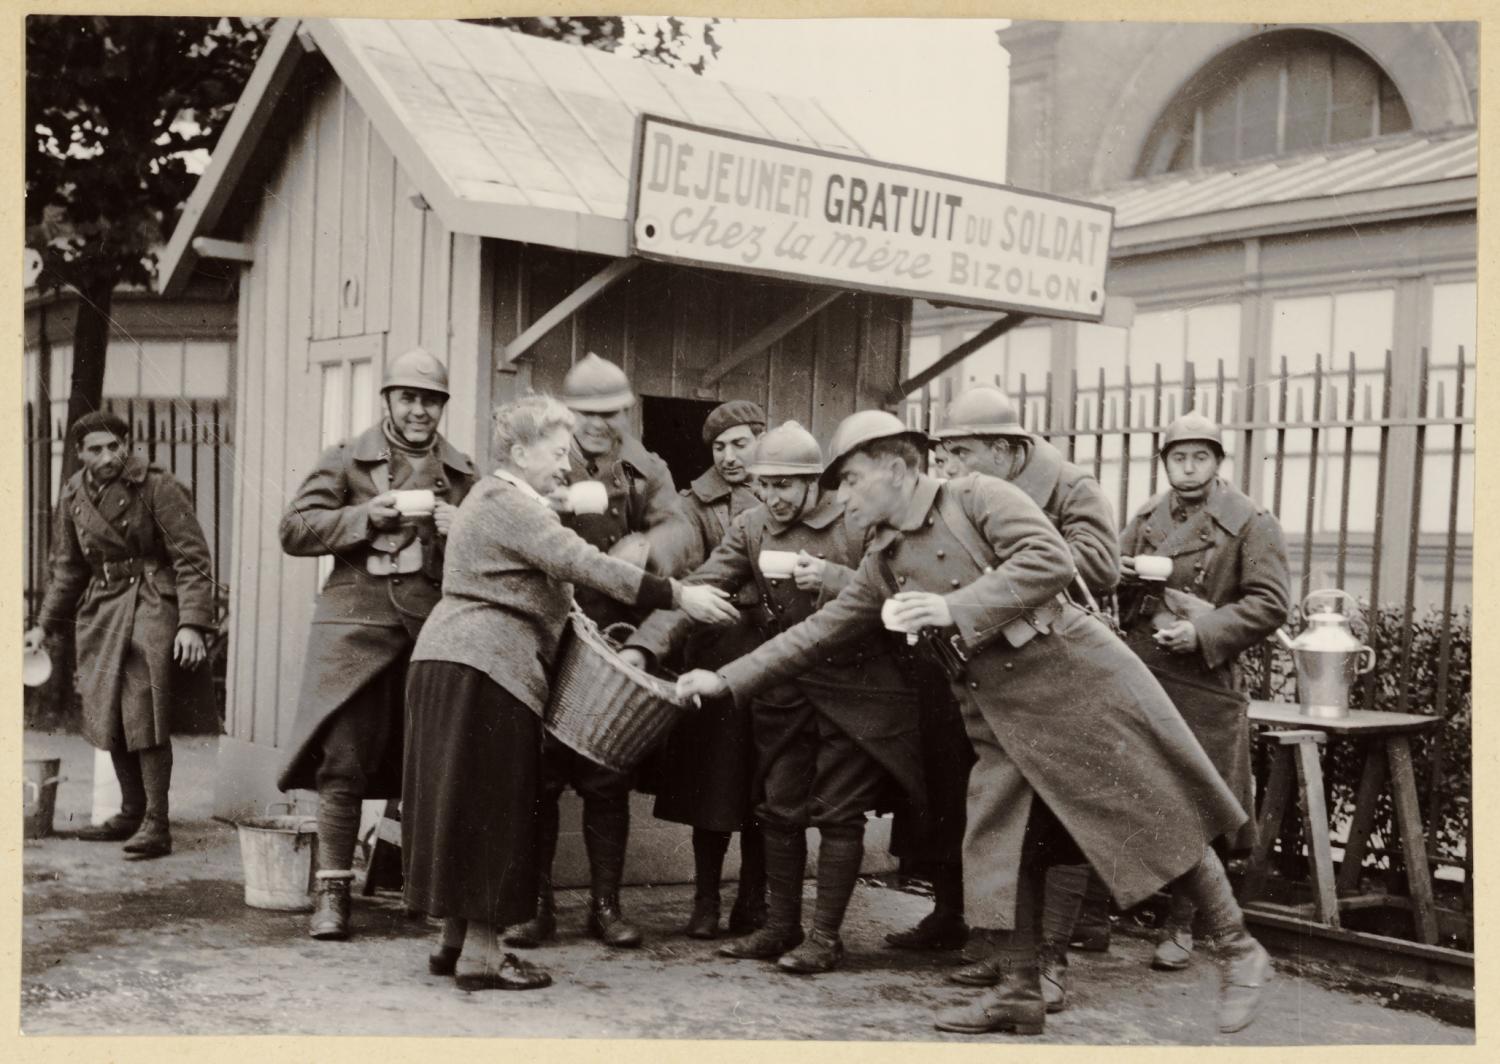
(627, 421, 924, 974)
(504, 353, 697, 951)
(1118, 413, 1291, 973)
(927, 385, 1122, 1009)
(679, 410, 1272, 1037)
(277, 348, 476, 940)
(645, 399, 770, 939)
(27, 411, 217, 860)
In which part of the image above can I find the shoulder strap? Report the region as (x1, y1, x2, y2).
(935, 484, 998, 574)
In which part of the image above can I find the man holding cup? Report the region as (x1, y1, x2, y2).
(677, 410, 1272, 1037)
(507, 352, 697, 951)
(277, 347, 476, 941)
(625, 421, 923, 973)
(1118, 413, 1290, 973)
(646, 400, 772, 940)
(924, 384, 1122, 1008)
(26, 411, 217, 859)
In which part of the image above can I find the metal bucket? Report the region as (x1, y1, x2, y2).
(236, 814, 319, 911)
(24, 758, 64, 839)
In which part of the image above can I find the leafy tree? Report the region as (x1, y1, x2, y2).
(468, 15, 722, 74)
(26, 15, 267, 479)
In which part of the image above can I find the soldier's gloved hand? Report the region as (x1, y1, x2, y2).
(174, 627, 208, 670)
(889, 591, 954, 631)
(792, 551, 826, 591)
(674, 582, 740, 626)
(368, 492, 403, 532)
(23, 626, 45, 654)
(677, 669, 727, 702)
(432, 500, 458, 537)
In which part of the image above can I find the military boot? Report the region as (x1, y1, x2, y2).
(933, 953, 1047, 1036)
(1151, 882, 1197, 970)
(720, 825, 805, 960)
(122, 745, 173, 859)
(685, 828, 729, 939)
(1037, 942, 1070, 1014)
(887, 860, 968, 950)
(79, 750, 145, 842)
(309, 870, 354, 940)
(1212, 929, 1273, 1034)
(584, 796, 641, 948)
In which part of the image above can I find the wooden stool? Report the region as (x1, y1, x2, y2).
(1243, 729, 1339, 927)
(362, 798, 404, 896)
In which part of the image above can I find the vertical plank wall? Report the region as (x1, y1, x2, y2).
(220, 72, 478, 813)
(482, 243, 908, 470)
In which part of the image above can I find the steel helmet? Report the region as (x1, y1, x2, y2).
(1160, 413, 1225, 461)
(562, 353, 635, 413)
(382, 347, 450, 398)
(820, 409, 929, 488)
(747, 420, 823, 476)
(931, 385, 1027, 440)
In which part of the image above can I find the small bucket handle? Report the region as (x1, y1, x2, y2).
(23, 776, 66, 802)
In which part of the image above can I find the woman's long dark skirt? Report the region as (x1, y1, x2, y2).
(402, 660, 540, 928)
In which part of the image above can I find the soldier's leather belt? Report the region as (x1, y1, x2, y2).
(92, 557, 160, 586)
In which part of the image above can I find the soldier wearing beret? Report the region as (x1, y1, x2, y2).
(679, 410, 1272, 1037)
(506, 353, 697, 951)
(27, 410, 218, 860)
(645, 399, 770, 939)
(277, 348, 477, 941)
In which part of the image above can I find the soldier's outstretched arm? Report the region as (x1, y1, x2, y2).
(629, 517, 756, 664)
(35, 484, 90, 635)
(716, 553, 885, 703)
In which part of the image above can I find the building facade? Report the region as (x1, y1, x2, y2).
(914, 21, 1477, 614)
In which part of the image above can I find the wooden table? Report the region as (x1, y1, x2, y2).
(1244, 701, 1442, 944)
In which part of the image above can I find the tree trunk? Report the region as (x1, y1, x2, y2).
(58, 273, 116, 483)
(39, 273, 116, 733)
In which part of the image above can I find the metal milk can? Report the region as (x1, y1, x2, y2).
(1290, 589, 1375, 719)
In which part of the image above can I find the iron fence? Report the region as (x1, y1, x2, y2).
(24, 397, 234, 625)
(905, 346, 1475, 898)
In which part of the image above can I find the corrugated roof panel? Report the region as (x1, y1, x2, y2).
(333, 16, 406, 56)
(1094, 131, 1476, 230)
(772, 95, 862, 154)
(360, 46, 529, 203)
(579, 44, 692, 122)
(721, 84, 820, 146)
(646, 65, 768, 138)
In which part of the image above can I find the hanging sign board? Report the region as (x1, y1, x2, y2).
(627, 115, 1114, 322)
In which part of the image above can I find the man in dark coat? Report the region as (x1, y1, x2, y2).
(646, 399, 770, 939)
(678, 410, 1272, 1037)
(278, 348, 476, 940)
(1118, 413, 1291, 973)
(627, 421, 923, 974)
(927, 384, 1123, 1009)
(27, 411, 217, 860)
(506, 353, 697, 951)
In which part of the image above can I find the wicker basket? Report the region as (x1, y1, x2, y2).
(544, 609, 691, 773)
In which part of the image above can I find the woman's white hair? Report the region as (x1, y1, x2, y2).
(492, 393, 576, 464)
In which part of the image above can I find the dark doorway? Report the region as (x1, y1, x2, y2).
(641, 394, 719, 490)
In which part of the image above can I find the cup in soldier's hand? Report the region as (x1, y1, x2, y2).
(1133, 554, 1173, 581)
(567, 480, 609, 515)
(393, 489, 436, 519)
(758, 550, 797, 580)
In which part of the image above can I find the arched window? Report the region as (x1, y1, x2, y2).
(1137, 30, 1413, 177)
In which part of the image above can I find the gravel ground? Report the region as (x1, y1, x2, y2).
(20, 821, 1473, 1045)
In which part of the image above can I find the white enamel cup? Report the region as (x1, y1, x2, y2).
(393, 489, 436, 518)
(758, 550, 798, 580)
(567, 480, 609, 515)
(1133, 554, 1173, 582)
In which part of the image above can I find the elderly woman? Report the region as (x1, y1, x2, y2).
(401, 394, 736, 991)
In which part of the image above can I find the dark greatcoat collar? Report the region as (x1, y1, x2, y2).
(764, 489, 843, 537)
(866, 473, 944, 552)
(1009, 437, 1063, 510)
(688, 465, 735, 505)
(350, 423, 475, 475)
(1134, 477, 1257, 553)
